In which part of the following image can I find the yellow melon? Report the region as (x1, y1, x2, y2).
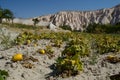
(39, 49, 45, 54)
(27, 40, 31, 44)
(12, 53, 23, 61)
(70, 60, 76, 65)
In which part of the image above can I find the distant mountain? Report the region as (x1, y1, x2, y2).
(12, 4, 120, 31)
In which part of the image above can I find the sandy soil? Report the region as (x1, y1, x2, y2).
(0, 26, 120, 80)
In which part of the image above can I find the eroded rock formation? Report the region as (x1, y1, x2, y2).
(12, 4, 120, 31)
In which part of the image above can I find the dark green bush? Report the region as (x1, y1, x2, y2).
(59, 25, 72, 31)
(86, 22, 120, 33)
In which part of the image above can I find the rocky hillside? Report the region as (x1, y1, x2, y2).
(11, 4, 120, 31)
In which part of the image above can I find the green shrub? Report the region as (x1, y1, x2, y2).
(0, 28, 14, 50)
(59, 25, 72, 31)
(14, 31, 40, 45)
(55, 57, 83, 77)
(93, 35, 120, 54)
(0, 70, 9, 80)
(63, 37, 90, 57)
(86, 23, 120, 33)
(54, 36, 91, 77)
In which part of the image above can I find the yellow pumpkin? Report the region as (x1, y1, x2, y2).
(39, 49, 45, 54)
(34, 44, 37, 47)
(64, 59, 69, 61)
(70, 60, 76, 65)
(12, 53, 23, 61)
(61, 60, 65, 65)
(27, 40, 31, 44)
(107, 55, 115, 59)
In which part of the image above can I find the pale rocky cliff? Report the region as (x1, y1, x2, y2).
(12, 4, 120, 31)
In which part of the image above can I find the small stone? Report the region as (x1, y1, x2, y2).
(11, 63, 18, 68)
(0, 55, 4, 59)
(21, 73, 25, 78)
(48, 76, 54, 80)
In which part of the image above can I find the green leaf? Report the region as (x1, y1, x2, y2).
(0, 70, 9, 76)
(0, 75, 5, 80)
(0, 70, 9, 80)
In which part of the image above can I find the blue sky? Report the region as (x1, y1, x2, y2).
(0, 0, 120, 18)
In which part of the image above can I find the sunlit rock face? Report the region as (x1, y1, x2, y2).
(10, 4, 120, 31)
(37, 4, 120, 31)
